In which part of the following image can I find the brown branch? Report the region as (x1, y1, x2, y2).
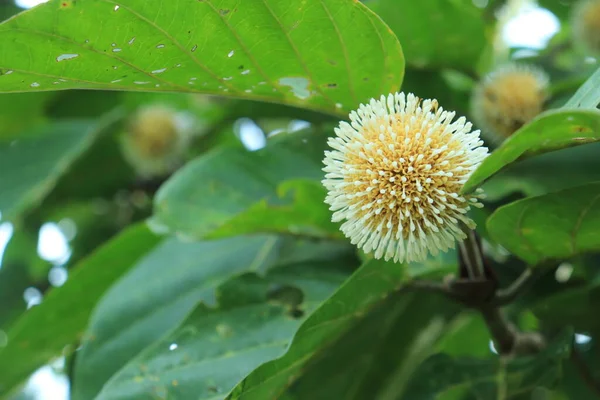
(479, 306, 517, 355)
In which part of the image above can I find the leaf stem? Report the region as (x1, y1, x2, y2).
(459, 228, 486, 280)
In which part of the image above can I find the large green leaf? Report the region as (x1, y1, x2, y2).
(282, 290, 457, 400)
(71, 234, 284, 399)
(71, 235, 353, 400)
(0, 0, 404, 115)
(487, 182, 600, 265)
(95, 262, 349, 400)
(0, 120, 97, 221)
(228, 254, 456, 399)
(533, 280, 600, 333)
(462, 109, 600, 194)
(152, 130, 336, 240)
(0, 223, 161, 397)
(404, 329, 573, 399)
(367, 0, 488, 71)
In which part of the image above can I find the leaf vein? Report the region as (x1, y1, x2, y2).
(1, 28, 188, 90)
(317, 0, 357, 105)
(258, 0, 335, 105)
(203, 0, 281, 95)
(100, 0, 241, 94)
(570, 193, 600, 254)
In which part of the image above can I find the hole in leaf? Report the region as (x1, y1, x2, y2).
(267, 284, 303, 306)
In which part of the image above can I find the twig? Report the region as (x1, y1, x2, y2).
(491, 268, 539, 306)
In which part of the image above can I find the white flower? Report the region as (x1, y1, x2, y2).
(322, 92, 488, 263)
(472, 63, 549, 142)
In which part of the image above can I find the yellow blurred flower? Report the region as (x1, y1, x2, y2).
(472, 63, 549, 143)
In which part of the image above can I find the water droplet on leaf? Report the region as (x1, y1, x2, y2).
(56, 53, 79, 62)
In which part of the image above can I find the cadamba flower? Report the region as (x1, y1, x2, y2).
(121, 104, 194, 178)
(471, 63, 549, 143)
(322, 92, 488, 263)
(572, 0, 600, 54)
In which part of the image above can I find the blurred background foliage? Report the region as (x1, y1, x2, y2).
(0, 0, 599, 399)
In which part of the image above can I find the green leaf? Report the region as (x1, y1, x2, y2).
(404, 329, 573, 399)
(94, 262, 349, 400)
(0, 111, 123, 221)
(481, 143, 600, 201)
(367, 0, 488, 71)
(533, 281, 600, 333)
(0, 4, 20, 22)
(537, 0, 570, 21)
(282, 291, 457, 400)
(0, 93, 54, 138)
(152, 130, 334, 240)
(434, 313, 491, 358)
(0, 120, 92, 221)
(487, 182, 600, 265)
(463, 109, 600, 194)
(563, 66, 600, 109)
(71, 235, 302, 400)
(0, 223, 161, 396)
(229, 254, 456, 399)
(41, 115, 135, 204)
(209, 179, 342, 240)
(0, 0, 404, 115)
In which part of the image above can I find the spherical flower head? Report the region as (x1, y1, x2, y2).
(471, 63, 549, 143)
(129, 105, 180, 158)
(121, 104, 194, 178)
(322, 92, 488, 263)
(572, 0, 600, 54)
